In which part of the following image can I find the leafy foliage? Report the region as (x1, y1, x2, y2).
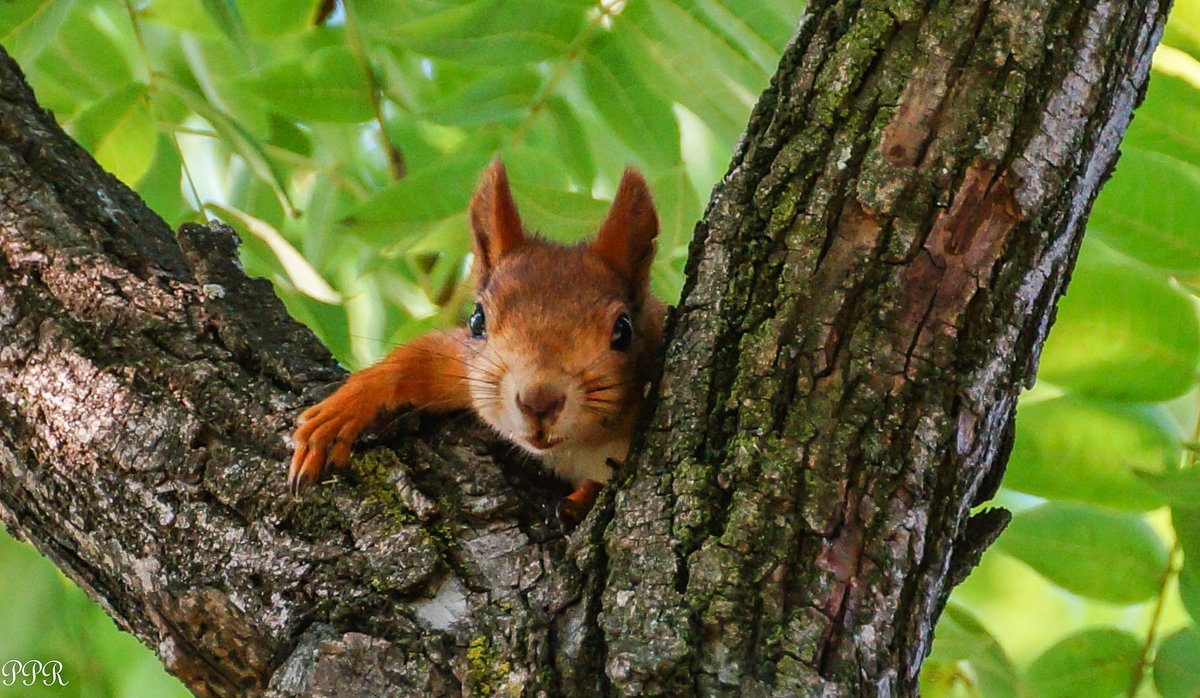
(2, 0, 1200, 696)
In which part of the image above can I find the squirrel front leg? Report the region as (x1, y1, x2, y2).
(289, 328, 474, 493)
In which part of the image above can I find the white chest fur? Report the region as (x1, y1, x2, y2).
(541, 436, 629, 485)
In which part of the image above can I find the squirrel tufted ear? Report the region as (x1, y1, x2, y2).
(469, 158, 526, 281)
(592, 168, 659, 296)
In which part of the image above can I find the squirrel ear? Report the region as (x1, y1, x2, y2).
(470, 158, 526, 280)
(592, 168, 659, 295)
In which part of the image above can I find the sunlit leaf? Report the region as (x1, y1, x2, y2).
(1140, 466, 1200, 509)
(241, 0, 316, 37)
(375, 0, 587, 65)
(142, 0, 220, 35)
(621, 1, 763, 142)
(240, 45, 375, 123)
(1088, 149, 1200, 273)
(1154, 626, 1200, 698)
(510, 181, 611, 242)
(1124, 65, 1200, 168)
(1163, 0, 1200, 60)
(1177, 508, 1200, 623)
(160, 78, 295, 214)
(1024, 628, 1140, 698)
(197, 0, 252, 57)
(136, 134, 193, 225)
(179, 32, 271, 134)
(345, 150, 492, 244)
(94, 102, 158, 188)
(650, 165, 700, 302)
(24, 2, 137, 119)
(1180, 558, 1200, 624)
(581, 30, 681, 169)
(995, 502, 1168, 603)
(1037, 250, 1200, 403)
(69, 82, 158, 187)
(1005, 396, 1178, 511)
(544, 96, 596, 188)
(70, 83, 145, 149)
(420, 67, 541, 127)
(1, 0, 76, 65)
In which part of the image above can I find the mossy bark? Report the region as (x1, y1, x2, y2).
(0, 0, 1169, 696)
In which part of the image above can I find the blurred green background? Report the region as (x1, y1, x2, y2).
(2, 0, 1200, 696)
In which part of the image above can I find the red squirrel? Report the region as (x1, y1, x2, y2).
(289, 159, 666, 526)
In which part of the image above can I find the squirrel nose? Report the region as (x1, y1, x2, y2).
(517, 384, 566, 422)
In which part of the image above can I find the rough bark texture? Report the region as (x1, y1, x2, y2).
(0, 0, 1169, 696)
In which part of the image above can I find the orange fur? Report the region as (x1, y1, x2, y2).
(289, 160, 665, 526)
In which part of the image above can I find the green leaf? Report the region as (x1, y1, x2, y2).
(136, 134, 192, 226)
(420, 67, 541, 127)
(1140, 467, 1200, 509)
(70, 82, 158, 187)
(160, 77, 295, 214)
(1123, 67, 1200, 168)
(580, 30, 681, 169)
(670, 0, 790, 73)
(142, 0, 220, 35)
(621, 1, 764, 143)
(1, 0, 76, 65)
(1087, 149, 1200, 273)
(545, 96, 596, 187)
(649, 166, 700, 302)
(1154, 626, 1200, 698)
(1024, 628, 1140, 698)
(345, 150, 492, 245)
(1164, 0, 1200, 60)
(22, 2, 135, 111)
(241, 45, 375, 123)
(1037, 250, 1200, 403)
(377, 0, 587, 66)
(1180, 559, 1200, 624)
(70, 83, 146, 150)
(921, 604, 1020, 698)
(1177, 508, 1200, 622)
(197, 0, 253, 57)
(241, 0, 316, 37)
(94, 101, 158, 188)
(511, 181, 611, 241)
(995, 502, 1168, 603)
(178, 32, 272, 134)
(1005, 396, 1178, 511)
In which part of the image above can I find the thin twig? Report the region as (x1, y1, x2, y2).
(343, 0, 406, 180)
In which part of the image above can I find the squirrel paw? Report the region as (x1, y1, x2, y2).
(288, 400, 371, 495)
(555, 479, 605, 531)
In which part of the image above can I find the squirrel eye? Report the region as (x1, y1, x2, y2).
(610, 313, 633, 352)
(469, 303, 486, 339)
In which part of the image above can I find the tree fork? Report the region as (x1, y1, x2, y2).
(0, 0, 1169, 696)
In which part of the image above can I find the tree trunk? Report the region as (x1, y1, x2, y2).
(0, 0, 1168, 696)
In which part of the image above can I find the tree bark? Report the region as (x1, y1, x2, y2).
(0, 0, 1169, 696)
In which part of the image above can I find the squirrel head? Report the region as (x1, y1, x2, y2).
(463, 159, 664, 459)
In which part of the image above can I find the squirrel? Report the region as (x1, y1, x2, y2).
(288, 159, 666, 527)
